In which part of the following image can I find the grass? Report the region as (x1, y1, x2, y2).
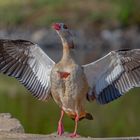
(0, 0, 140, 28)
(0, 74, 139, 137)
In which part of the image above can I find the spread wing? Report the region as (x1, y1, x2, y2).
(83, 49, 140, 104)
(0, 39, 55, 101)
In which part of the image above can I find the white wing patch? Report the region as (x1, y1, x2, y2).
(0, 39, 55, 101)
(83, 49, 140, 104)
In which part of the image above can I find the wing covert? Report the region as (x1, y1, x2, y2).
(0, 39, 55, 101)
(83, 49, 140, 104)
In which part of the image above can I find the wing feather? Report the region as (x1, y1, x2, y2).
(0, 39, 55, 101)
(83, 49, 140, 104)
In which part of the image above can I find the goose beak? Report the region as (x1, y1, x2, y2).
(52, 23, 61, 31)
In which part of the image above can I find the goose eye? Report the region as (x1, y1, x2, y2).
(63, 24, 68, 29)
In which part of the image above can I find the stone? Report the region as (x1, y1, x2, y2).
(0, 113, 139, 140)
(0, 113, 24, 133)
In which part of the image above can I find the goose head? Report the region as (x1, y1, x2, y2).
(52, 23, 74, 49)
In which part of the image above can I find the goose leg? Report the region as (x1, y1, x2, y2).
(69, 114, 80, 138)
(57, 110, 64, 136)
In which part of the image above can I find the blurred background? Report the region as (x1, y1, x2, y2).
(0, 0, 140, 137)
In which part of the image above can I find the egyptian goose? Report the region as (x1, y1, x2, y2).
(0, 23, 140, 137)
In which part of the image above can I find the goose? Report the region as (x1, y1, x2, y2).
(0, 23, 140, 137)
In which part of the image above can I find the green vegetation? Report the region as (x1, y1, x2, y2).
(0, 0, 140, 28)
(0, 74, 139, 137)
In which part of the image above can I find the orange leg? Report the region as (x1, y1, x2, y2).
(57, 110, 64, 136)
(69, 114, 80, 138)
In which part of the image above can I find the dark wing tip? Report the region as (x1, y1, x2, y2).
(116, 48, 131, 52)
(97, 85, 122, 104)
(0, 39, 34, 46)
(85, 113, 94, 120)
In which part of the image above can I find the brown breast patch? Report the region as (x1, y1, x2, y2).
(57, 71, 70, 79)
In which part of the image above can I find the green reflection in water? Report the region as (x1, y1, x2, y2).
(0, 74, 140, 137)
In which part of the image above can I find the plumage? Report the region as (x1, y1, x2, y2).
(0, 39, 55, 101)
(83, 49, 140, 104)
(0, 23, 140, 137)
